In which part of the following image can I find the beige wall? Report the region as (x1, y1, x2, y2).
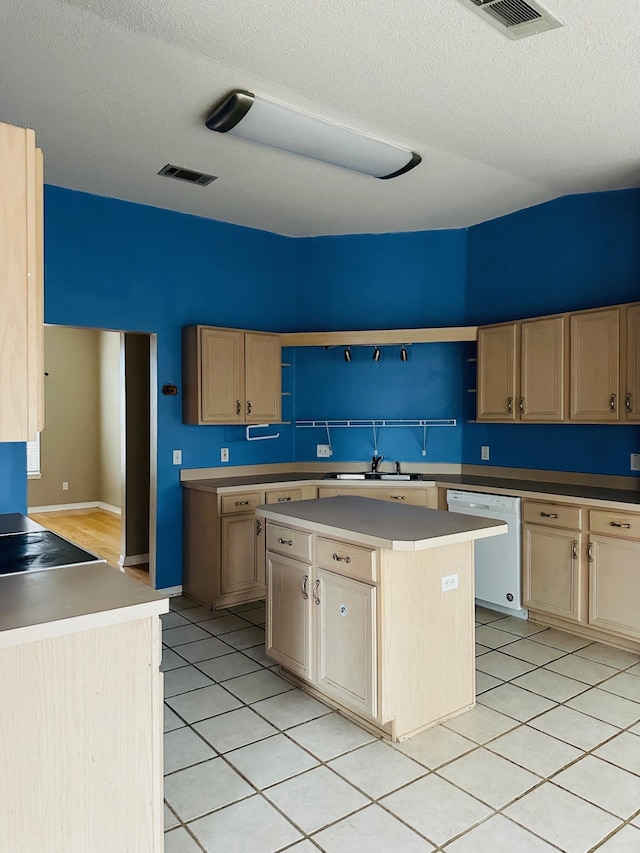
(98, 331, 122, 509)
(28, 326, 101, 506)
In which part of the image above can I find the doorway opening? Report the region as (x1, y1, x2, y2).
(27, 325, 158, 587)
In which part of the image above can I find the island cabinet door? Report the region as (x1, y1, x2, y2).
(315, 569, 377, 719)
(266, 553, 312, 680)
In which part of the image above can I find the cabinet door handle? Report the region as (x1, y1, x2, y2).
(611, 522, 631, 529)
(235, 500, 250, 506)
(572, 540, 578, 560)
(301, 574, 309, 600)
(277, 496, 292, 502)
(278, 537, 293, 546)
(540, 512, 559, 519)
(256, 520, 262, 535)
(332, 553, 351, 564)
(610, 393, 617, 411)
(236, 400, 241, 415)
(626, 392, 633, 413)
(507, 396, 513, 414)
(390, 495, 406, 501)
(588, 542, 594, 562)
(247, 401, 252, 415)
(312, 579, 320, 605)
(519, 397, 525, 413)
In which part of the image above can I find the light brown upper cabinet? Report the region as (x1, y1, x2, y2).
(477, 323, 518, 421)
(182, 325, 281, 424)
(477, 316, 565, 422)
(520, 316, 566, 421)
(570, 307, 620, 421)
(623, 303, 640, 422)
(0, 122, 44, 441)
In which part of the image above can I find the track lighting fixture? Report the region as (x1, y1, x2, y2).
(372, 346, 381, 363)
(343, 347, 352, 363)
(400, 345, 408, 362)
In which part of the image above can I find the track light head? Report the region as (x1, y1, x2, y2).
(372, 346, 381, 363)
(343, 347, 352, 363)
(400, 345, 408, 362)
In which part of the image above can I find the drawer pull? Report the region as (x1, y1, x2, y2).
(312, 579, 320, 605)
(507, 396, 513, 414)
(540, 512, 559, 519)
(277, 496, 292, 502)
(278, 537, 293, 546)
(611, 522, 632, 529)
(519, 396, 525, 413)
(301, 574, 309, 600)
(332, 553, 352, 564)
(256, 520, 262, 535)
(390, 495, 406, 501)
(588, 542, 594, 562)
(235, 500, 250, 507)
(236, 400, 241, 415)
(626, 392, 633, 413)
(247, 401, 252, 415)
(610, 393, 617, 412)
(572, 540, 578, 560)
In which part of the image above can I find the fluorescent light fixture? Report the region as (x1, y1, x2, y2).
(206, 90, 421, 180)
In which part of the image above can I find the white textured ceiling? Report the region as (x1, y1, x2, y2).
(0, 0, 639, 236)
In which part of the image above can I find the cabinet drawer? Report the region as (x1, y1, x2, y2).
(221, 492, 264, 514)
(523, 501, 582, 530)
(590, 509, 640, 540)
(316, 537, 376, 584)
(267, 524, 313, 563)
(266, 488, 304, 505)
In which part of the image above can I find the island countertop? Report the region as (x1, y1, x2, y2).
(256, 495, 507, 551)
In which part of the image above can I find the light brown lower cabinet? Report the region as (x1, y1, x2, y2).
(265, 521, 476, 741)
(221, 514, 266, 598)
(524, 500, 640, 648)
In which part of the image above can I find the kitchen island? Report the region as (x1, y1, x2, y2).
(0, 558, 168, 851)
(256, 495, 506, 741)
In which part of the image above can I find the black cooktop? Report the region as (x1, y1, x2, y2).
(0, 530, 101, 576)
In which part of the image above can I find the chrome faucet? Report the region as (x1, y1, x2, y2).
(371, 455, 384, 473)
(395, 460, 402, 475)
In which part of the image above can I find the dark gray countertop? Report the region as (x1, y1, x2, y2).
(0, 513, 46, 536)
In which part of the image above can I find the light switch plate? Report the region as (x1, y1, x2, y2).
(481, 446, 490, 461)
(631, 453, 640, 472)
(172, 450, 182, 465)
(221, 448, 229, 462)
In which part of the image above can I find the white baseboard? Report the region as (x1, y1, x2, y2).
(120, 553, 150, 567)
(28, 500, 122, 515)
(158, 586, 183, 597)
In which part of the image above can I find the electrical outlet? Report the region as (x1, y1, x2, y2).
(481, 445, 490, 461)
(221, 448, 229, 463)
(62, 481, 69, 491)
(442, 573, 458, 592)
(631, 453, 640, 472)
(172, 449, 182, 465)
(317, 444, 332, 458)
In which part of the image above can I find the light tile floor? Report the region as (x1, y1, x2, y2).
(162, 597, 640, 852)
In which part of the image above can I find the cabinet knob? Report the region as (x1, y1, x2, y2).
(610, 522, 631, 529)
(626, 392, 633, 413)
(572, 540, 578, 560)
(610, 393, 617, 412)
(312, 579, 320, 605)
(332, 553, 351, 564)
(507, 396, 513, 414)
(301, 574, 309, 600)
(588, 542, 594, 562)
(540, 512, 559, 519)
(278, 537, 294, 546)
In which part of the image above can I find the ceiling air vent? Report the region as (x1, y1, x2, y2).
(458, 0, 563, 39)
(158, 164, 217, 186)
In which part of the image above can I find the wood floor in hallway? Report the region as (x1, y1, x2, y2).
(28, 508, 150, 586)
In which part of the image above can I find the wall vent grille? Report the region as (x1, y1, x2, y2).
(460, 0, 563, 39)
(158, 164, 217, 186)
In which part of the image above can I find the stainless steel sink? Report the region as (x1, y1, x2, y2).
(323, 472, 423, 481)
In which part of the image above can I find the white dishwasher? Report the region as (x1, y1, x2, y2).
(447, 490, 525, 617)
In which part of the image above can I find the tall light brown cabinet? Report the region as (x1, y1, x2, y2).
(182, 325, 281, 425)
(477, 302, 638, 424)
(0, 122, 44, 441)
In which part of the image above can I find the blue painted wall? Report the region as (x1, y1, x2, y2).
(293, 230, 468, 465)
(465, 189, 640, 475)
(43, 186, 297, 588)
(0, 444, 27, 514)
